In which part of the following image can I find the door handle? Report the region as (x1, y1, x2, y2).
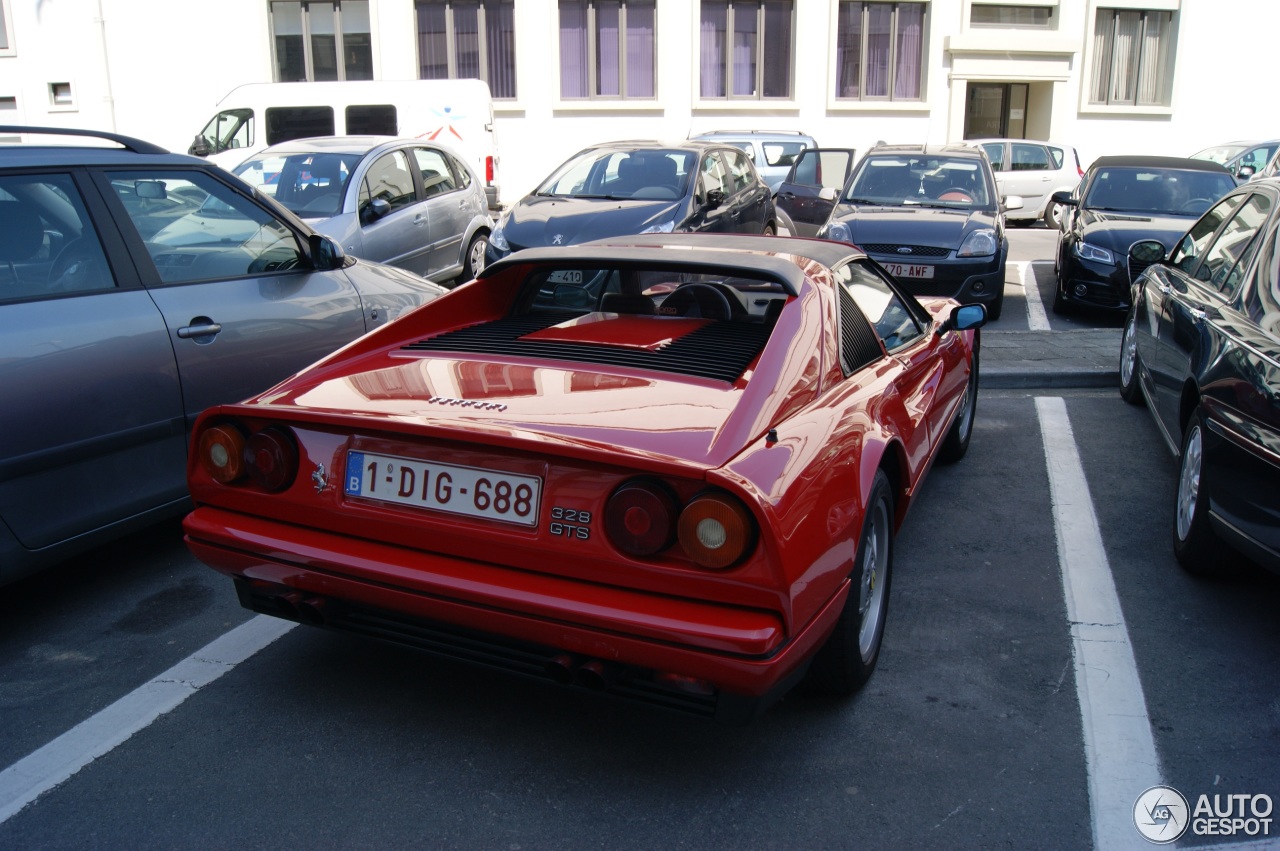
(177, 321, 222, 339)
(414, 214, 427, 225)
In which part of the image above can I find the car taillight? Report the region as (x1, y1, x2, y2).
(198, 425, 247, 484)
(244, 427, 299, 492)
(485, 156, 494, 183)
(605, 480, 678, 556)
(678, 492, 755, 569)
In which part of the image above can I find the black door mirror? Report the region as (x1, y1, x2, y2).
(1050, 189, 1076, 206)
(705, 188, 725, 209)
(188, 135, 213, 158)
(309, 234, 348, 271)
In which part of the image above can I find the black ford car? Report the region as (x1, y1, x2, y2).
(1118, 177, 1280, 576)
(813, 144, 1011, 320)
(487, 140, 776, 262)
(1052, 155, 1235, 313)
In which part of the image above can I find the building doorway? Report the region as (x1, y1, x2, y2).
(964, 83, 1028, 139)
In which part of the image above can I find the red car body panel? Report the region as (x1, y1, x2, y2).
(183, 234, 978, 720)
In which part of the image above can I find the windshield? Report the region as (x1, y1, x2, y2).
(1082, 167, 1236, 217)
(235, 152, 354, 218)
(536, 149, 695, 201)
(845, 155, 992, 208)
(1191, 144, 1249, 165)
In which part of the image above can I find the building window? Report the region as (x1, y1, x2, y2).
(1089, 8, 1175, 107)
(970, 4, 1053, 28)
(699, 1, 793, 100)
(50, 82, 74, 108)
(835, 2, 925, 101)
(0, 0, 11, 53)
(417, 1, 517, 99)
(271, 1, 373, 82)
(560, 1, 656, 100)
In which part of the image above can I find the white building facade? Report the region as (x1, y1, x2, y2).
(0, 0, 1269, 205)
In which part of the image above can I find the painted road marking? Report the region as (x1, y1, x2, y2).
(1037, 397, 1162, 850)
(0, 615, 296, 824)
(1025, 260, 1052, 331)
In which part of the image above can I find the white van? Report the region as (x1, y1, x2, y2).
(187, 79, 501, 209)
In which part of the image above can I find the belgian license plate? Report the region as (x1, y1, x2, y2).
(345, 450, 541, 527)
(882, 262, 934, 279)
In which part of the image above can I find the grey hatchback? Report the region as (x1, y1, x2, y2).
(0, 125, 446, 584)
(232, 136, 492, 284)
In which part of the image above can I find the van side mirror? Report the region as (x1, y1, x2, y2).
(189, 135, 212, 158)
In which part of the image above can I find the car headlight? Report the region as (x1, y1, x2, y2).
(957, 228, 997, 257)
(819, 220, 852, 244)
(640, 220, 675, 234)
(1073, 241, 1113, 264)
(489, 216, 510, 252)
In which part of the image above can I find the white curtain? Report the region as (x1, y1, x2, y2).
(893, 3, 922, 99)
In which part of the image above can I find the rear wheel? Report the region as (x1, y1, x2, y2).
(806, 470, 894, 695)
(461, 231, 489, 282)
(1044, 200, 1065, 229)
(1173, 406, 1222, 575)
(762, 223, 776, 236)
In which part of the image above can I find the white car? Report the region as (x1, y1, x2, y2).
(973, 139, 1083, 228)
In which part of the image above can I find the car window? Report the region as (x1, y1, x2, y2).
(836, 260, 924, 351)
(235, 152, 351, 218)
(981, 143, 1005, 171)
(413, 147, 459, 197)
(722, 149, 755, 195)
(762, 141, 807, 168)
(849, 155, 991, 207)
(1048, 145, 1066, 169)
(445, 151, 473, 190)
(108, 170, 306, 284)
(1169, 194, 1245, 273)
(0, 174, 114, 300)
(359, 150, 416, 218)
(700, 153, 729, 199)
(1195, 193, 1273, 299)
(1010, 143, 1052, 172)
(1244, 225, 1280, 342)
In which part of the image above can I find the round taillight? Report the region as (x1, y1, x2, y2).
(243, 427, 299, 492)
(605, 481, 678, 557)
(678, 493, 755, 569)
(199, 424, 247, 484)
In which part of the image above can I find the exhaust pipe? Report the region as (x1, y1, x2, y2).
(575, 660, 622, 692)
(296, 596, 329, 626)
(275, 591, 303, 619)
(545, 653, 578, 685)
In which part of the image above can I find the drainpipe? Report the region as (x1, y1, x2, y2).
(94, 0, 117, 131)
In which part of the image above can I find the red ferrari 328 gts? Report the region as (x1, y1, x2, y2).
(183, 233, 985, 722)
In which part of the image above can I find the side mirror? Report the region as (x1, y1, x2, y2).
(361, 197, 391, 224)
(309, 234, 347, 271)
(1002, 194, 1024, 212)
(939, 303, 987, 335)
(188, 135, 212, 158)
(1129, 239, 1166, 265)
(819, 187, 838, 202)
(1050, 190, 1077, 206)
(1237, 165, 1256, 179)
(705, 188, 725, 209)
(135, 180, 168, 200)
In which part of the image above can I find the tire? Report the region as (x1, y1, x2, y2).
(1118, 306, 1145, 405)
(1173, 406, 1222, 575)
(762, 223, 776, 236)
(806, 469, 894, 695)
(939, 349, 978, 464)
(461, 231, 489, 282)
(1043, 200, 1065, 230)
(1051, 282, 1070, 315)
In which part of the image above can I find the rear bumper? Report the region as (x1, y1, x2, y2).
(184, 506, 841, 722)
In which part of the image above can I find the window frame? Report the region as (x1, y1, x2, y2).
(1087, 7, 1177, 109)
(0, 0, 15, 56)
(832, 1, 928, 104)
(558, 0, 657, 102)
(416, 0, 518, 100)
(270, 1, 374, 83)
(697, 0, 795, 102)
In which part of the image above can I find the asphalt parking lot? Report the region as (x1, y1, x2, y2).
(1, 228, 1276, 850)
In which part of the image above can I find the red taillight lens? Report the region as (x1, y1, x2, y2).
(198, 425, 247, 484)
(605, 480, 678, 557)
(678, 492, 755, 569)
(485, 155, 495, 183)
(243, 427, 299, 493)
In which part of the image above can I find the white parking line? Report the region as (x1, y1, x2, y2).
(1037, 397, 1163, 850)
(0, 615, 295, 824)
(1019, 260, 1052, 331)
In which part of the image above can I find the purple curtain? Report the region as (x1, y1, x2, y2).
(700, 3, 726, 97)
(560, 1, 588, 98)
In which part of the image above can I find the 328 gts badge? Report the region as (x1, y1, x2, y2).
(549, 507, 591, 540)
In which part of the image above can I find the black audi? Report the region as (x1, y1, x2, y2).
(815, 144, 1011, 320)
(1052, 155, 1235, 313)
(1118, 177, 1280, 576)
(487, 140, 777, 262)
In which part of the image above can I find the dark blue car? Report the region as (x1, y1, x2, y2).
(488, 140, 777, 262)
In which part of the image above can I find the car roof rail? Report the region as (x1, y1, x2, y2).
(0, 125, 170, 155)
